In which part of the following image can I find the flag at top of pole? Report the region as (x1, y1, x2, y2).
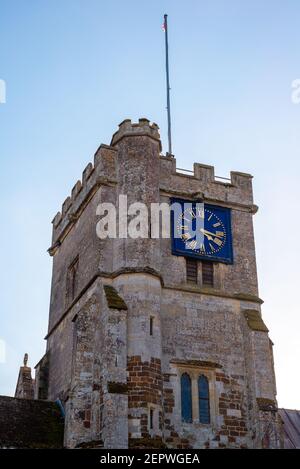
(163, 14, 173, 156)
(162, 16, 167, 31)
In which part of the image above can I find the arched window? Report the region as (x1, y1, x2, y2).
(198, 375, 210, 424)
(181, 373, 192, 422)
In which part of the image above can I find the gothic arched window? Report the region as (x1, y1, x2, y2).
(181, 373, 192, 422)
(198, 375, 210, 424)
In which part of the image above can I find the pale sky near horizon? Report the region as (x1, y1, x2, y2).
(0, 0, 299, 409)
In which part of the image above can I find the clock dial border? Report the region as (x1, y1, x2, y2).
(170, 198, 234, 264)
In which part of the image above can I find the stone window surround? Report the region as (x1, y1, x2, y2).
(147, 403, 161, 437)
(185, 259, 223, 290)
(65, 255, 79, 306)
(177, 365, 218, 428)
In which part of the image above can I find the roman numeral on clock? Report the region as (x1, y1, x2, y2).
(187, 240, 197, 250)
(214, 237, 223, 246)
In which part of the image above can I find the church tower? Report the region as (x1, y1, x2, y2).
(35, 119, 282, 448)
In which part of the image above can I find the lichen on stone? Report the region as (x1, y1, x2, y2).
(243, 309, 269, 332)
(104, 285, 128, 310)
(256, 397, 277, 411)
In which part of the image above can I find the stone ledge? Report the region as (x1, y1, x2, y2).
(164, 284, 263, 304)
(105, 266, 164, 287)
(243, 309, 269, 332)
(170, 359, 222, 369)
(159, 189, 257, 213)
(257, 397, 277, 411)
(104, 285, 128, 310)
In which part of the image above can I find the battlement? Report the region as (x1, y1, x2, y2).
(51, 119, 161, 244)
(50, 143, 117, 250)
(175, 163, 253, 186)
(49, 118, 256, 252)
(158, 154, 255, 210)
(110, 118, 161, 149)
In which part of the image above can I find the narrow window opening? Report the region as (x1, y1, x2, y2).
(186, 258, 198, 284)
(181, 373, 192, 423)
(150, 408, 154, 430)
(150, 316, 154, 336)
(198, 375, 210, 424)
(66, 256, 79, 302)
(202, 261, 214, 287)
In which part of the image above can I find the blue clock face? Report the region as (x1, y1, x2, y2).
(171, 199, 233, 264)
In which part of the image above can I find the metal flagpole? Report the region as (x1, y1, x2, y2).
(164, 14, 172, 156)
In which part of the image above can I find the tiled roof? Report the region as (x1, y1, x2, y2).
(279, 408, 300, 449)
(0, 396, 64, 448)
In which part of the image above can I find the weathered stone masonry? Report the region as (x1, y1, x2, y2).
(31, 118, 282, 448)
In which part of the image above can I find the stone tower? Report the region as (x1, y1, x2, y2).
(34, 118, 282, 448)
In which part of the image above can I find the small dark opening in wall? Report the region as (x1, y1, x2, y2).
(186, 258, 198, 284)
(150, 316, 154, 336)
(150, 408, 154, 429)
(202, 261, 214, 287)
(66, 255, 79, 302)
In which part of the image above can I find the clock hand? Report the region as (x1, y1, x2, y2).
(200, 230, 214, 241)
(200, 228, 223, 238)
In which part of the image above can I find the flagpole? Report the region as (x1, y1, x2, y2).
(164, 14, 172, 156)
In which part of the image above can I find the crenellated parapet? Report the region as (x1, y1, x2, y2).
(110, 118, 161, 150)
(159, 158, 255, 210)
(49, 144, 117, 252)
(49, 118, 257, 254)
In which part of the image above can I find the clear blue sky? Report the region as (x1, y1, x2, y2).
(0, 0, 299, 408)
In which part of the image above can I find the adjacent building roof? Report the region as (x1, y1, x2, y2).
(0, 396, 64, 448)
(279, 409, 300, 449)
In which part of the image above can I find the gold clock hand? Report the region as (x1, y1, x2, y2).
(200, 230, 214, 241)
(200, 228, 223, 239)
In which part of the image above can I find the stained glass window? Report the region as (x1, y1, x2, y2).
(198, 375, 210, 424)
(181, 373, 192, 423)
